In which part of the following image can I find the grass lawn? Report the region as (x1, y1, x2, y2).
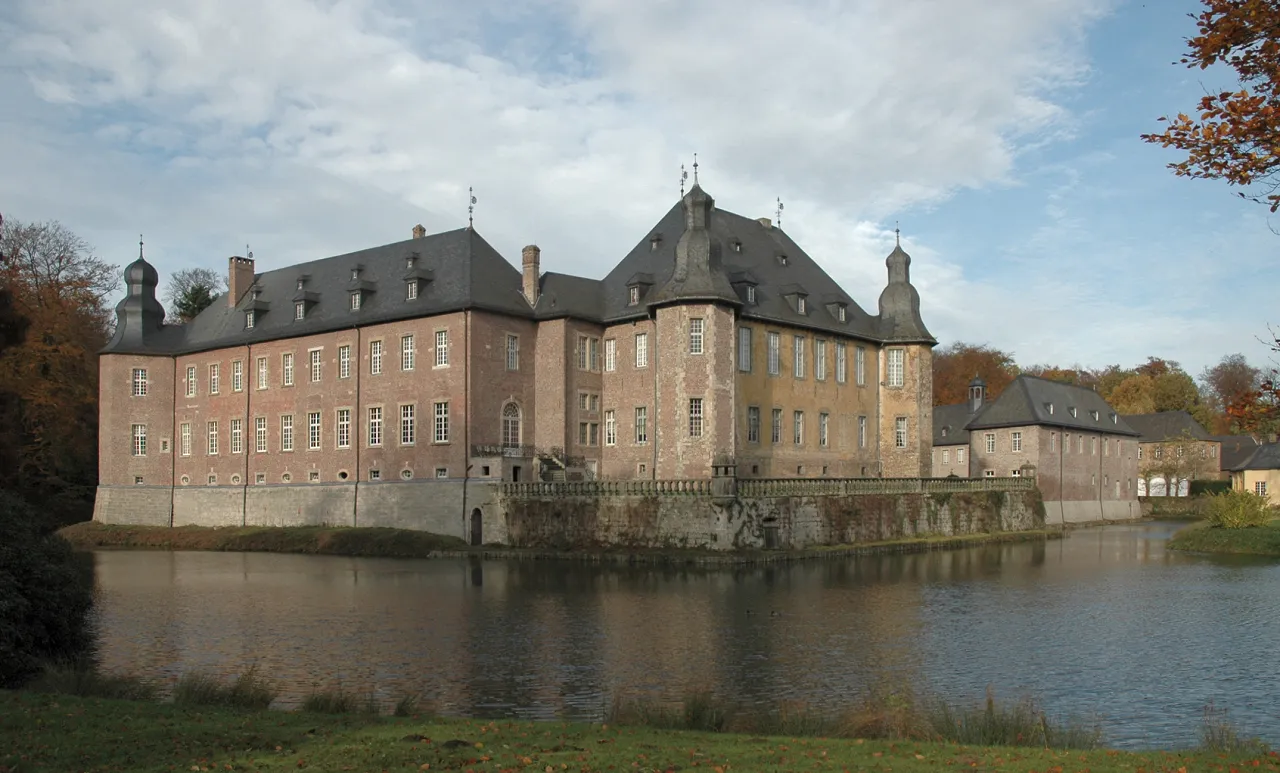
(1167, 519, 1280, 556)
(0, 690, 1272, 773)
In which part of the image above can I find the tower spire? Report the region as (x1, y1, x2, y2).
(680, 164, 687, 197)
(692, 153, 699, 185)
(468, 187, 477, 229)
(895, 221, 900, 247)
(138, 234, 144, 260)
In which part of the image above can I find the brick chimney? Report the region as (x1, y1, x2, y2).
(228, 256, 255, 308)
(412, 224, 426, 239)
(521, 245, 540, 306)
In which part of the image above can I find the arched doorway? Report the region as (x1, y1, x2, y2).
(469, 508, 483, 546)
(501, 402, 521, 448)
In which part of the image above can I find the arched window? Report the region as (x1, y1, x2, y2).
(501, 403, 521, 447)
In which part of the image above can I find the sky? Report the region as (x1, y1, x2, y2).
(1, 0, 1275, 377)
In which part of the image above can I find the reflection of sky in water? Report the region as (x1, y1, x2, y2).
(92, 522, 1280, 749)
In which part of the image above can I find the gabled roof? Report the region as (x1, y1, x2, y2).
(966, 375, 1139, 436)
(933, 404, 974, 446)
(533, 272, 604, 321)
(1231, 441, 1280, 471)
(1210, 434, 1262, 470)
(600, 199, 884, 341)
(1120, 411, 1212, 443)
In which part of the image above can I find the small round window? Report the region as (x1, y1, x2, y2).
(337, 470, 349, 481)
(400, 468, 414, 480)
(231, 474, 241, 485)
(180, 475, 190, 485)
(282, 472, 292, 483)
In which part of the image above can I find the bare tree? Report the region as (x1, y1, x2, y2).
(163, 268, 226, 323)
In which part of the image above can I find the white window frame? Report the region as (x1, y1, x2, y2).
(747, 406, 760, 443)
(232, 360, 243, 392)
(634, 406, 648, 444)
(771, 408, 782, 444)
(887, 349, 904, 388)
(604, 409, 616, 446)
(604, 338, 616, 372)
(308, 411, 321, 450)
(295, 301, 305, 320)
(819, 412, 829, 447)
(336, 409, 351, 449)
(985, 433, 996, 454)
(180, 422, 192, 456)
(895, 417, 908, 449)
(208, 363, 220, 395)
(207, 420, 219, 455)
(858, 416, 867, 448)
(282, 353, 295, 386)
(836, 343, 847, 384)
(794, 411, 804, 446)
(255, 417, 268, 453)
(958, 448, 965, 463)
(350, 292, 361, 311)
(629, 285, 640, 305)
(367, 407, 383, 447)
(943, 449, 950, 464)
(635, 333, 649, 368)
(506, 334, 520, 371)
(131, 424, 147, 456)
(256, 357, 268, 390)
(738, 327, 752, 372)
(309, 349, 322, 382)
(245, 310, 255, 329)
(280, 415, 293, 452)
(434, 401, 450, 443)
(793, 335, 806, 378)
(689, 318, 705, 355)
(435, 330, 449, 367)
(688, 398, 704, 437)
(1256, 481, 1268, 496)
(401, 334, 416, 371)
(338, 345, 351, 379)
(132, 368, 148, 396)
(370, 340, 383, 375)
(407, 281, 418, 300)
(767, 332, 780, 375)
(231, 418, 243, 454)
(400, 404, 415, 446)
(815, 340, 827, 381)
(1011, 431, 1022, 453)
(855, 346, 865, 386)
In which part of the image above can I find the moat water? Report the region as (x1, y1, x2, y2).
(91, 521, 1280, 749)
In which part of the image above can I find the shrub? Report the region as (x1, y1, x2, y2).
(1200, 701, 1270, 754)
(0, 490, 96, 688)
(173, 666, 278, 710)
(301, 686, 379, 715)
(30, 664, 157, 701)
(1203, 490, 1275, 529)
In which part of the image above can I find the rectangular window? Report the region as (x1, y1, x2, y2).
(1091, 437, 1097, 455)
(232, 360, 243, 392)
(635, 406, 648, 444)
(1105, 438, 1110, 456)
(295, 301, 305, 320)
(895, 417, 908, 449)
(132, 368, 148, 396)
(771, 408, 782, 444)
(256, 357, 268, 390)
(280, 415, 293, 452)
(794, 411, 804, 446)
(338, 345, 351, 379)
(309, 349, 322, 382)
(604, 339, 616, 372)
(401, 334, 415, 371)
(370, 340, 383, 375)
(635, 333, 649, 367)
(507, 334, 520, 371)
(985, 433, 996, 454)
(367, 407, 382, 447)
(793, 336, 806, 378)
(943, 449, 950, 464)
(207, 421, 219, 455)
(747, 406, 760, 443)
(767, 332, 780, 375)
(738, 327, 752, 372)
(407, 281, 418, 300)
(1065, 433, 1072, 454)
(337, 409, 351, 449)
(245, 310, 254, 329)
(858, 416, 867, 448)
(958, 448, 965, 463)
(591, 422, 601, 446)
(350, 292, 361, 311)
(1012, 431, 1022, 452)
(887, 349, 904, 387)
(255, 417, 267, 453)
(434, 401, 449, 443)
(231, 418, 243, 454)
(815, 340, 827, 381)
(689, 318, 705, 354)
(180, 423, 192, 456)
(400, 404, 415, 445)
(819, 412, 829, 447)
(605, 410, 616, 446)
(208, 364, 220, 395)
(836, 343, 847, 384)
(435, 468, 447, 479)
(856, 346, 866, 386)
(689, 398, 704, 437)
(1051, 432, 1057, 452)
(131, 424, 147, 456)
(589, 338, 600, 371)
(308, 411, 321, 450)
(435, 330, 449, 367)
(282, 353, 294, 386)
(577, 335, 589, 370)
(984, 470, 996, 478)
(1256, 481, 1268, 496)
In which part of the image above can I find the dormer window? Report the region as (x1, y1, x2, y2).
(252, 289, 261, 301)
(1069, 407, 1078, 418)
(1111, 413, 1118, 424)
(941, 427, 948, 437)
(296, 279, 304, 291)
(746, 285, 756, 304)
(245, 310, 255, 329)
(407, 281, 418, 300)
(1046, 403, 1054, 415)
(649, 234, 662, 251)
(1090, 410, 1100, 421)
(837, 305, 846, 322)
(295, 302, 305, 320)
(797, 297, 807, 314)
(406, 254, 417, 269)
(731, 239, 743, 253)
(777, 254, 789, 266)
(629, 286, 640, 305)
(350, 292, 362, 311)
(351, 268, 359, 281)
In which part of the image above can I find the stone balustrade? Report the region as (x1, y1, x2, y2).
(499, 476, 1033, 499)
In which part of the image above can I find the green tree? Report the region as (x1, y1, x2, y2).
(1109, 374, 1157, 415)
(164, 268, 225, 323)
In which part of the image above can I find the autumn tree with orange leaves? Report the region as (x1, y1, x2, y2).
(931, 343, 1019, 406)
(1142, 0, 1280, 210)
(0, 218, 116, 520)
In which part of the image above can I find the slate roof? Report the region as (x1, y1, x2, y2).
(933, 404, 975, 446)
(1212, 434, 1263, 470)
(1231, 441, 1280, 471)
(966, 375, 1139, 436)
(1120, 411, 1212, 443)
(104, 186, 934, 355)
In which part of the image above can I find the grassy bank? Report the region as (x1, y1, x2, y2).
(58, 522, 467, 558)
(1167, 519, 1280, 556)
(1, 690, 1270, 773)
(58, 522, 1057, 564)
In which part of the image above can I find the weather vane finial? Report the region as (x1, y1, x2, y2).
(468, 187, 477, 229)
(775, 197, 784, 227)
(895, 221, 900, 247)
(246, 243, 253, 259)
(692, 153, 699, 186)
(680, 164, 688, 197)
(138, 234, 144, 260)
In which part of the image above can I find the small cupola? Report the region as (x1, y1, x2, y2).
(968, 375, 986, 414)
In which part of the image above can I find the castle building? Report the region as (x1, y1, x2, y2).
(95, 185, 936, 529)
